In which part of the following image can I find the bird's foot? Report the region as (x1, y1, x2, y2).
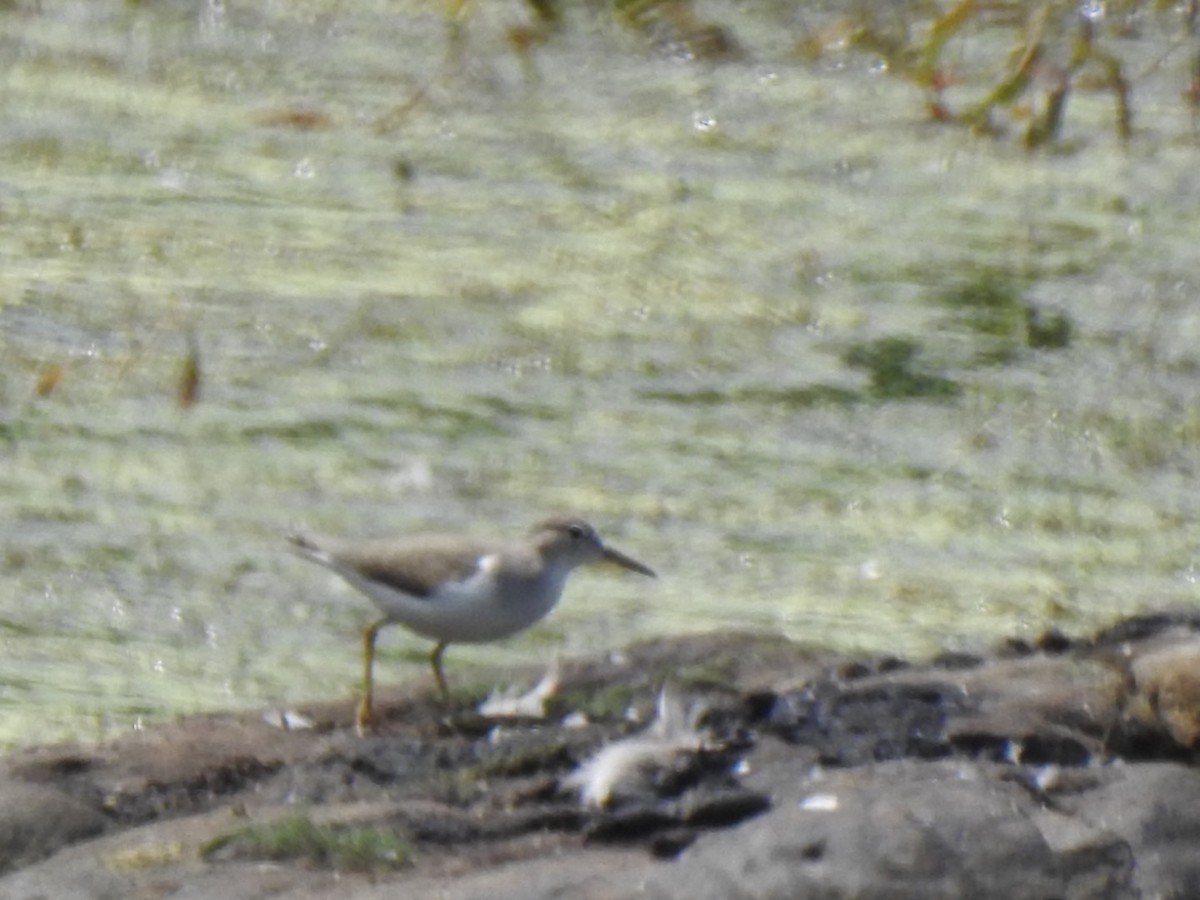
(355, 697, 375, 737)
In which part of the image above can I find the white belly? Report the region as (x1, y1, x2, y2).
(349, 560, 569, 643)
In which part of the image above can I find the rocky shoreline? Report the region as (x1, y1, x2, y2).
(3, 612, 1200, 899)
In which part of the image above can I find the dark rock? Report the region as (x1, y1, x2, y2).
(930, 651, 984, 670)
(644, 762, 1069, 900)
(675, 786, 770, 829)
(0, 781, 109, 873)
(1034, 628, 1073, 654)
(997, 637, 1035, 658)
(1090, 611, 1200, 646)
(765, 680, 965, 765)
(1016, 731, 1096, 767)
(107, 755, 283, 824)
(834, 660, 873, 680)
(649, 828, 698, 859)
(876, 656, 910, 674)
(741, 690, 780, 723)
(587, 804, 679, 843)
(1066, 763, 1200, 897)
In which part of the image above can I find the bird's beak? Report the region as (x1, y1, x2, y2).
(600, 545, 657, 578)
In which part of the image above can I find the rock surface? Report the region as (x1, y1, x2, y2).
(4, 613, 1200, 899)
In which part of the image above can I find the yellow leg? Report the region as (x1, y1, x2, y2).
(356, 619, 387, 735)
(431, 640, 450, 701)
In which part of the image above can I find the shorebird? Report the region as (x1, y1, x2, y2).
(289, 515, 656, 732)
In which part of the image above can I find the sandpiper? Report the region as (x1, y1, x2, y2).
(288, 515, 656, 732)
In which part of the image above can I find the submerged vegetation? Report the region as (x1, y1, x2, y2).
(811, 0, 1141, 147)
(422, 0, 1198, 148)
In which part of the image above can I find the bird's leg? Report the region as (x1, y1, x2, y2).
(430, 640, 451, 702)
(356, 619, 387, 735)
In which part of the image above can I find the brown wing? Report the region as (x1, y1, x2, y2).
(335, 536, 499, 599)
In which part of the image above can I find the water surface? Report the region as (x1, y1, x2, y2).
(2, 0, 1200, 745)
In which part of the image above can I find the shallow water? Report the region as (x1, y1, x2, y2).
(2, 0, 1200, 746)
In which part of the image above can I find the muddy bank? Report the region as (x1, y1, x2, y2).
(3, 613, 1200, 899)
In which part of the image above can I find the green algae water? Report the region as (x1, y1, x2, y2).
(2, 0, 1200, 745)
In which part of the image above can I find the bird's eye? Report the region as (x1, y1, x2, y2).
(567, 523, 585, 539)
